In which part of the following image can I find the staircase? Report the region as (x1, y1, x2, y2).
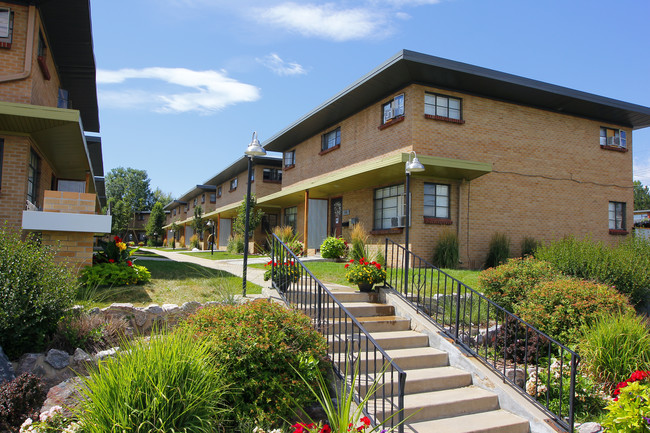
(324, 286, 530, 433)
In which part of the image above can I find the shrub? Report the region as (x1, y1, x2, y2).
(0, 226, 76, 358)
(536, 236, 650, 305)
(602, 379, 650, 432)
(179, 235, 185, 246)
(75, 328, 228, 433)
(515, 278, 634, 344)
(320, 236, 348, 259)
(49, 312, 129, 354)
(182, 300, 328, 427)
(78, 262, 151, 288)
(520, 236, 540, 257)
(492, 320, 549, 364)
(478, 257, 558, 313)
(190, 234, 200, 249)
(0, 373, 46, 432)
(227, 234, 245, 254)
(484, 232, 510, 269)
(580, 313, 650, 388)
(349, 223, 369, 261)
(270, 226, 304, 257)
(432, 230, 459, 269)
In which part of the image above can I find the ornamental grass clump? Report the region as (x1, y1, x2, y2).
(484, 232, 511, 269)
(344, 258, 386, 286)
(349, 223, 369, 261)
(432, 230, 459, 269)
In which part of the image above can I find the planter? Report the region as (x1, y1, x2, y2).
(357, 283, 375, 293)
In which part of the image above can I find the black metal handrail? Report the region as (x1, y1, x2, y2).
(271, 234, 407, 432)
(384, 238, 579, 432)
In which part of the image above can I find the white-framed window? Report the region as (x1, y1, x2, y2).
(173, 209, 176, 216)
(230, 178, 238, 191)
(193, 198, 197, 207)
(210, 193, 216, 203)
(284, 150, 295, 167)
(425, 92, 461, 120)
(382, 94, 405, 124)
(374, 184, 408, 229)
(27, 149, 40, 206)
(321, 127, 341, 152)
(201, 193, 205, 203)
(423, 183, 450, 218)
(609, 201, 626, 230)
(284, 206, 297, 232)
(600, 127, 627, 149)
(217, 186, 222, 197)
(0, 8, 13, 47)
(58, 179, 85, 193)
(263, 168, 282, 182)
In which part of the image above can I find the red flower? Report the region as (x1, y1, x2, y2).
(320, 425, 331, 433)
(360, 417, 371, 426)
(127, 260, 133, 267)
(114, 236, 121, 243)
(344, 264, 349, 268)
(349, 259, 355, 263)
(108, 259, 115, 263)
(267, 260, 272, 266)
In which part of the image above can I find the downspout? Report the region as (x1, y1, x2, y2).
(0, 5, 36, 83)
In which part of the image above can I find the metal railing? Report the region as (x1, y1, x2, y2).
(384, 238, 579, 432)
(271, 234, 407, 432)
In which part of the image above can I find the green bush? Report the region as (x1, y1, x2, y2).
(602, 380, 650, 433)
(432, 230, 459, 269)
(0, 226, 76, 358)
(182, 300, 328, 427)
(478, 257, 558, 313)
(580, 313, 650, 388)
(515, 278, 634, 344)
(520, 236, 540, 257)
(227, 234, 245, 254)
(78, 262, 151, 288)
(484, 232, 511, 269)
(535, 236, 650, 305)
(75, 328, 228, 433)
(320, 236, 348, 259)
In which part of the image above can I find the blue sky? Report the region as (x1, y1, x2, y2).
(90, 0, 650, 199)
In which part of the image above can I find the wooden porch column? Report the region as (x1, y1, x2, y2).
(216, 214, 221, 249)
(303, 190, 309, 253)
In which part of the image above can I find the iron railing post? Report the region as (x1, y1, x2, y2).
(569, 353, 578, 432)
(454, 280, 461, 342)
(398, 372, 406, 433)
(271, 237, 276, 289)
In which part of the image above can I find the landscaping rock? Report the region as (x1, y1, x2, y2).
(162, 304, 179, 312)
(144, 304, 163, 315)
(87, 307, 100, 315)
(505, 368, 526, 389)
(45, 349, 70, 370)
(0, 346, 15, 384)
(577, 422, 603, 433)
(41, 377, 84, 417)
(180, 301, 201, 313)
(95, 347, 119, 360)
(14, 353, 40, 376)
(73, 348, 93, 364)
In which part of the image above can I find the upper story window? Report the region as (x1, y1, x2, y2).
(374, 184, 406, 230)
(230, 178, 238, 191)
(600, 127, 627, 150)
(27, 149, 40, 206)
(58, 180, 85, 193)
(423, 183, 450, 219)
(37, 31, 50, 80)
(382, 94, 405, 124)
(321, 127, 341, 152)
(425, 93, 461, 121)
(185, 204, 189, 212)
(173, 209, 176, 216)
(193, 198, 197, 207)
(263, 168, 282, 182)
(201, 194, 205, 204)
(210, 193, 216, 203)
(0, 8, 13, 49)
(284, 150, 295, 168)
(217, 186, 222, 197)
(138, 214, 145, 221)
(609, 201, 626, 230)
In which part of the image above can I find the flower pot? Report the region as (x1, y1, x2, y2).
(357, 283, 374, 293)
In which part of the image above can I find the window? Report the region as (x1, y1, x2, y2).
(185, 204, 189, 212)
(382, 94, 405, 124)
(37, 31, 50, 80)
(609, 201, 626, 230)
(284, 150, 295, 167)
(425, 93, 461, 120)
(230, 178, 238, 191)
(173, 209, 176, 216)
(0, 139, 3, 189)
(263, 168, 282, 182)
(57, 89, 69, 109)
(374, 184, 405, 230)
(321, 127, 341, 152)
(250, 171, 254, 182)
(284, 207, 297, 232)
(217, 186, 222, 197)
(138, 214, 145, 221)
(201, 194, 205, 204)
(58, 179, 85, 193)
(27, 149, 40, 206)
(423, 183, 450, 219)
(210, 193, 216, 203)
(600, 127, 627, 149)
(0, 8, 13, 48)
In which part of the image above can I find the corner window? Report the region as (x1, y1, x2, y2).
(193, 198, 197, 207)
(263, 168, 282, 182)
(423, 183, 450, 218)
(321, 127, 341, 152)
(425, 93, 461, 120)
(609, 201, 626, 230)
(382, 94, 405, 124)
(374, 184, 405, 230)
(0, 8, 13, 48)
(284, 206, 297, 232)
(37, 31, 50, 80)
(230, 178, 238, 191)
(284, 150, 295, 168)
(173, 209, 176, 216)
(201, 194, 205, 204)
(27, 149, 40, 206)
(217, 186, 222, 197)
(210, 193, 216, 203)
(600, 127, 627, 149)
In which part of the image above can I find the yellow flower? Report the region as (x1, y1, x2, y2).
(117, 242, 127, 251)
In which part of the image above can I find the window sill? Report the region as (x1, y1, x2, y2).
(600, 145, 627, 153)
(229, 188, 237, 193)
(263, 179, 282, 184)
(423, 217, 452, 225)
(319, 144, 340, 156)
(284, 164, 295, 171)
(424, 114, 465, 124)
(609, 229, 629, 235)
(370, 228, 404, 235)
(378, 115, 404, 130)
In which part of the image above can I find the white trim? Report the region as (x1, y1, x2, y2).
(22, 211, 111, 233)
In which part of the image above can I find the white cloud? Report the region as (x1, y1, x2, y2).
(256, 53, 306, 76)
(634, 157, 650, 185)
(96, 67, 260, 114)
(255, 2, 386, 42)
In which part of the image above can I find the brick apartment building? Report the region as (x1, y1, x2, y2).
(0, 0, 110, 269)
(166, 50, 650, 267)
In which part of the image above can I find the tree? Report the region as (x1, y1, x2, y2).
(105, 167, 153, 216)
(192, 205, 205, 240)
(146, 202, 166, 245)
(151, 188, 174, 208)
(110, 199, 131, 236)
(233, 194, 264, 237)
(634, 181, 650, 210)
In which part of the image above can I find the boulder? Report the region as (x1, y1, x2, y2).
(45, 349, 70, 370)
(505, 368, 526, 389)
(0, 346, 15, 384)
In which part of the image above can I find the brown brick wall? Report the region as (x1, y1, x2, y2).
(41, 230, 94, 272)
(0, 135, 30, 229)
(42, 190, 96, 214)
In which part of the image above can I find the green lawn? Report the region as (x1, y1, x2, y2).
(180, 251, 264, 260)
(79, 260, 261, 308)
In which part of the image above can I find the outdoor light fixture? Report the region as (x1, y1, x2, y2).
(404, 151, 425, 291)
(242, 131, 267, 296)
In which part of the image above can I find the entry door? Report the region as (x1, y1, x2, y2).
(219, 218, 231, 247)
(330, 197, 342, 237)
(185, 226, 193, 247)
(308, 199, 328, 250)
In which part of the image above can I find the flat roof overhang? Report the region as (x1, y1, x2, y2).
(0, 101, 97, 193)
(257, 152, 491, 208)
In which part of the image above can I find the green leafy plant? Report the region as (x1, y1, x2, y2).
(0, 226, 76, 358)
(233, 194, 265, 237)
(320, 237, 348, 259)
(432, 230, 459, 269)
(0, 373, 46, 432)
(74, 328, 228, 433)
(484, 232, 511, 269)
(602, 374, 650, 432)
(344, 258, 386, 286)
(270, 226, 304, 257)
(227, 233, 245, 254)
(263, 260, 301, 288)
(181, 300, 328, 427)
(520, 236, 540, 257)
(78, 262, 151, 288)
(580, 313, 650, 389)
(93, 235, 137, 264)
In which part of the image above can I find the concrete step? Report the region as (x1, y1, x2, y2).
(330, 330, 429, 352)
(320, 315, 412, 335)
(403, 409, 530, 433)
(321, 301, 395, 318)
(352, 347, 450, 372)
(357, 366, 472, 395)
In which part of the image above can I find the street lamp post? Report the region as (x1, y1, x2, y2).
(242, 131, 266, 297)
(206, 220, 214, 256)
(404, 151, 425, 292)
